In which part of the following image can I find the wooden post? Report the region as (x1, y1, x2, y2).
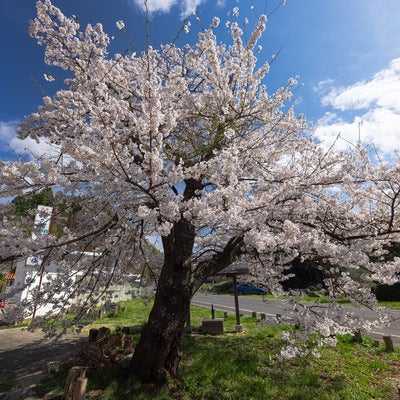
(232, 275, 241, 329)
(383, 335, 394, 352)
(252, 311, 257, 318)
(186, 307, 191, 328)
(352, 329, 362, 343)
(185, 307, 192, 333)
(64, 367, 86, 400)
(73, 377, 87, 400)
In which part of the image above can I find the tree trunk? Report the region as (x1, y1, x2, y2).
(130, 218, 195, 383)
(129, 180, 244, 383)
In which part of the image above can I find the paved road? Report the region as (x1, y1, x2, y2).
(0, 327, 85, 400)
(192, 293, 400, 344)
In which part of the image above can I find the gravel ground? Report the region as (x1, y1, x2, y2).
(0, 326, 86, 399)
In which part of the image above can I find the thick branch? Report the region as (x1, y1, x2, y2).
(192, 235, 244, 292)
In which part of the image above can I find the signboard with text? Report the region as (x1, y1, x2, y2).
(32, 205, 53, 240)
(27, 205, 53, 267)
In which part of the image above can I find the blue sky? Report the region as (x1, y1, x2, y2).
(1, 0, 400, 160)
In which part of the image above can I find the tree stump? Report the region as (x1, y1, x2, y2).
(73, 377, 87, 400)
(64, 366, 87, 400)
(121, 326, 130, 334)
(96, 327, 111, 344)
(88, 328, 99, 343)
(113, 332, 125, 348)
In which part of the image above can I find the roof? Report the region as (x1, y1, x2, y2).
(4, 269, 15, 280)
(217, 262, 250, 276)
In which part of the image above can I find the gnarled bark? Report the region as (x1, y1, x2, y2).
(130, 218, 195, 383)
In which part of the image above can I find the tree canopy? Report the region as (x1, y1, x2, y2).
(1, 0, 400, 383)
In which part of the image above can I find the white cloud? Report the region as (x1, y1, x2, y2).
(321, 58, 400, 112)
(314, 58, 400, 155)
(130, 0, 204, 17)
(315, 111, 400, 154)
(0, 121, 17, 142)
(0, 120, 58, 160)
(312, 78, 334, 95)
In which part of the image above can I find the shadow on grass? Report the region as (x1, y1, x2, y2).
(179, 330, 348, 400)
(33, 317, 399, 400)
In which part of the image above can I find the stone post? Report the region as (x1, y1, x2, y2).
(383, 335, 394, 352)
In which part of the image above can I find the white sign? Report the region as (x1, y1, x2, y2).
(26, 255, 43, 266)
(32, 205, 53, 240)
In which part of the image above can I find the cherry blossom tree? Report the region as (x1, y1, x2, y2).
(1, 0, 400, 383)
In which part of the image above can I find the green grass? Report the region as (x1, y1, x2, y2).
(377, 301, 400, 310)
(36, 298, 400, 400)
(84, 295, 154, 333)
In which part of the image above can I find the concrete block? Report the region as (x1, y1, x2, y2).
(202, 318, 224, 335)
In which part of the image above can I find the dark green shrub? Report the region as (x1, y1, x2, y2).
(373, 283, 400, 301)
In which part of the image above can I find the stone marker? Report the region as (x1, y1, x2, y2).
(235, 325, 243, 333)
(202, 318, 224, 335)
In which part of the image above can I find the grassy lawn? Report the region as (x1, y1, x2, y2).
(37, 298, 400, 399)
